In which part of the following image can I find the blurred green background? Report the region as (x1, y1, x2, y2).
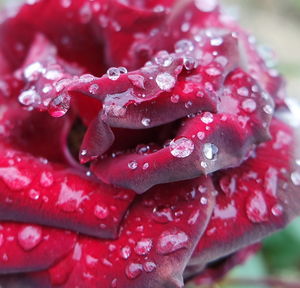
(0, 0, 300, 287)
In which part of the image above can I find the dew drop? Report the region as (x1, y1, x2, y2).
(152, 206, 173, 223)
(271, 204, 284, 217)
(40, 171, 54, 187)
(120, 245, 131, 259)
(156, 72, 176, 91)
(195, 0, 218, 12)
(183, 56, 197, 70)
(48, 94, 70, 117)
(246, 191, 268, 223)
(169, 137, 194, 158)
(200, 197, 208, 205)
(118, 67, 128, 74)
(17, 226, 42, 251)
(28, 189, 40, 200)
(128, 74, 145, 89)
(241, 99, 257, 113)
(88, 84, 99, 95)
(201, 112, 214, 124)
(291, 171, 300, 186)
(157, 229, 189, 255)
(125, 262, 143, 279)
(175, 39, 194, 53)
(141, 118, 151, 127)
(94, 204, 109, 219)
(197, 131, 205, 140)
(134, 238, 152, 256)
(24, 62, 45, 81)
(128, 161, 138, 170)
(210, 37, 224, 46)
(263, 104, 274, 115)
(0, 167, 31, 190)
(143, 261, 156, 273)
(18, 89, 41, 106)
(205, 67, 221, 76)
(154, 51, 173, 67)
(203, 143, 219, 160)
(107, 67, 121, 81)
(237, 87, 249, 97)
(170, 94, 180, 103)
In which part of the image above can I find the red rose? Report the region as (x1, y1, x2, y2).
(0, 0, 299, 287)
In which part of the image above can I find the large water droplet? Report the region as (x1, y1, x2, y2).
(0, 167, 31, 190)
(156, 72, 176, 91)
(134, 238, 152, 256)
(169, 137, 194, 158)
(246, 191, 268, 223)
(48, 94, 70, 117)
(57, 182, 85, 212)
(128, 161, 138, 170)
(271, 204, 284, 217)
(94, 204, 109, 219)
(128, 74, 145, 89)
(107, 67, 121, 80)
(157, 229, 189, 255)
(125, 262, 143, 279)
(141, 118, 151, 127)
(203, 143, 219, 160)
(17, 226, 42, 251)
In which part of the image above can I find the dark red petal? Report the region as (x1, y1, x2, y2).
(79, 116, 115, 164)
(47, 177, 215, 287)
(190, 117, 300, 267)
(0, 144, 135, 239)
(0, 223, 76, 273)
(186, 244, 261, 286)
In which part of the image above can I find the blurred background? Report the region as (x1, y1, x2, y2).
(0, 0, 299, 287)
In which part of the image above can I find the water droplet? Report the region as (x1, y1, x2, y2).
(241, 99, 257, 113)
(271, 204, 284, 217)
(107, 67, 121, 81)
(156, 72, 176, 91)
(154, 51, 173, 67)
(203, 143, 219, 160)
(61, 0, 71, 8)
(88, 84, 99, 95)
(195, 0, 218, 12)
(183, 56, 197, 70)
(152, 206, 173, 223)
(44, 70, 62, 81)
(125, 262, 143, 279)
(120, 246, 131, 259)
(18, 89, 41, 106)
(143, 261, 156, 273)
(128, 161, 138, 170)
(141, 118, 151, 127)
(40, 171, 54, 187)
(170, 94, 180, 103)
(246, 191, 268, 223)
(263, 104, 274, 115)
(157, 229, 189, 255)
(143, 163, 149, 170)
(94, 204, 109, 219)
(128, 74, 145, 89)
(237, 87, 249, 97)
(57, 182, 85, 212)
(28, 189, 40, 200)
(79, 2, 92, 24)
(205, 67, 221, 76)
(118, 67, 127, 74)
(169, 137, 194, 158)
(197, 131, 205, 140)
(134, 238, 152, 256)
(111, 278, 117, 288)
(200, 197, 208, 205)
(17, 226, 42, 251)
(0, 167, 31, 190)
(48, 94, 70, 117)
(201, 112, 214, 124)
(210, 37, 224, 46)
(215, 56, 228, 67)
(291, 171, 300, 186)
(24, 62, 45, 81)
(175, 39, 194, 53)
